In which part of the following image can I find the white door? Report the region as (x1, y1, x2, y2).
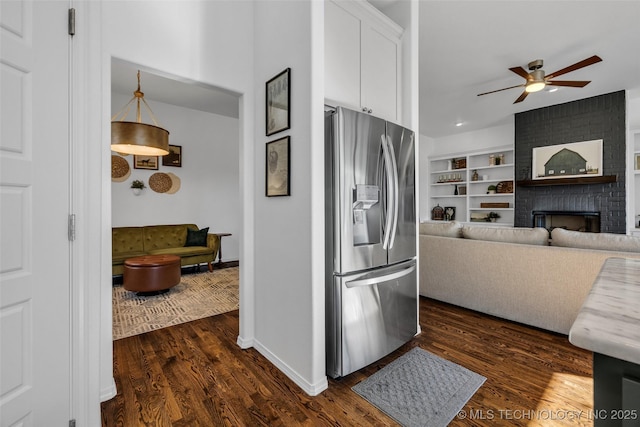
(1, 1, 71, 425)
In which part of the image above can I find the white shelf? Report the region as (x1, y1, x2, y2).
(468, 193, 513, 197)
(431, 181, 465, 185)
(427, 146, 515, 225)
(470, 207, 514, 211)
(431, 168, 467, 174)
(471, 163, 514, 172)
(469, 179, 508, 185)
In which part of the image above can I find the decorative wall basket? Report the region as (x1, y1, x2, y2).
(111, 155, 131, 182)
(149, 172, 181, 194)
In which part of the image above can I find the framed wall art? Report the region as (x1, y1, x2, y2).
(266, 68, 290, 136)
(532, 139, 603, 180)
(266, 136, 290, 197)
(162, 144, 182, 167)
(133, 155, 159, 170)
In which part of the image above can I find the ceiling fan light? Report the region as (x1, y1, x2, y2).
(525, 81, 546, 93)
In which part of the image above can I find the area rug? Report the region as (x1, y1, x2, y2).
(112, 267, 239, 340)
(352, 347, 486, 427)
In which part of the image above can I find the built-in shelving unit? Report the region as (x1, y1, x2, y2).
(427, 146, 515, 226)
(631, 130, 640, 236)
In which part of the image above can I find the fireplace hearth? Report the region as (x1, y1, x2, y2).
(532, 211, 600, 233)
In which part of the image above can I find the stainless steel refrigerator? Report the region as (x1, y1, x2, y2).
(325, 106, 418, 378)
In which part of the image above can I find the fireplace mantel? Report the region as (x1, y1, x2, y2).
(517, 175, 616, 187)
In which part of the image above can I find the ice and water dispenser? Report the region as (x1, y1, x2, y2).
(352, 184, 381, 246)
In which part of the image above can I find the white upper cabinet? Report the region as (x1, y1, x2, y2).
(325, 0, 402, 122)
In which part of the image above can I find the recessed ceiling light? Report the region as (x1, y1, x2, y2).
(455, 121, 464, 127)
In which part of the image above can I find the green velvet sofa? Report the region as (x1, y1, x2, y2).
(112, 224, 220, 276)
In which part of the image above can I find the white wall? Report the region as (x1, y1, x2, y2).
(422, 120, 514, 158)
(418, 121, 514, 220)
(251, 0, 327, 395)
(111, 93, 240, 262)
(98, 0, 256, 407)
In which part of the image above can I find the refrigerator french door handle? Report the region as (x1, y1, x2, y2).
(381, 134, 395, 250)
(386, 135, 399, 249)
(345, 264, 416, 288)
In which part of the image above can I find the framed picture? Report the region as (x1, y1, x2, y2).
(444, 206, 456, 221)
(133, 155, 159, 170)
(532, 139, 603, 180)
(162, 145, 182, 167)
(635, 153, 640, 170)
(266, 136, 290, 197)
(266, 68, 290, 136)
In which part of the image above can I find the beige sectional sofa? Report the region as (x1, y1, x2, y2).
(419, 222, 640, 335)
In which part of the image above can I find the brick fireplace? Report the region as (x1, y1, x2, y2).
(532, 211, 600, 233)
(514, 91, 626, 234)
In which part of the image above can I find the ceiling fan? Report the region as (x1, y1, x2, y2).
(477, 55, 602, 104)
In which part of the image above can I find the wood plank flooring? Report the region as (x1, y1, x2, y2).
(101, 297, 593, 426)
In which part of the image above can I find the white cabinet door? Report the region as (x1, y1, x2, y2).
(361, 24, 399, 122)
(325, 0, 361, 111)
(1, 1, 71, 425)
(325, 0, 401, 122)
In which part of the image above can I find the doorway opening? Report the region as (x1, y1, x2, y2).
(109, 58, 242, 338)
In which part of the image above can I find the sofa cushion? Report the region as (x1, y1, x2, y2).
(148, 246, 212, 257)
(419, 221, 463, 238)
(185, 227, 209, 247)
(112, 251, 147, 264)
(112, 227, 145, 255)
(143, 224, 195, 251)
(462, 225, 549, 246)
(551, 228, 640, 253)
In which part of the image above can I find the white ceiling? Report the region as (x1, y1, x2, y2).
(111, 1, 640, 139)
(416, 1, 640, 138)
(111, 59, 240, 120)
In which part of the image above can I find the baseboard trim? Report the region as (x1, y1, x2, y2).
(252, 339, 328, 396)
(236, 334, 254, 349)
(100, 377, 117, 402)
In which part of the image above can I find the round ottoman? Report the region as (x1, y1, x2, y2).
(123, 254, 181, 294)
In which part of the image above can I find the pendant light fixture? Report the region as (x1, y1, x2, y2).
(111, 70, 170, 156)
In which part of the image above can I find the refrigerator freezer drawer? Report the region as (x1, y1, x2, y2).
(326, 260, 418, 378)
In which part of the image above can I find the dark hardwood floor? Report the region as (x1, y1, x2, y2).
(101, 297, 593, 426)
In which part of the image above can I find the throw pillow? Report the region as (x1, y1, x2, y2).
(185, 227, 209, 247)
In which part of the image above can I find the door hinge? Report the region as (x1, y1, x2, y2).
(68, 8, 75, 36)
(69, 420, 76, 427)
(68, 214, 76, 241)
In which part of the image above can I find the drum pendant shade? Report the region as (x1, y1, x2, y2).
(111, 70, 170, 156)
(111, 122, 169, 156)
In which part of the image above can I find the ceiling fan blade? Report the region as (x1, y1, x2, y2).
(546, 55, 602, 80)
(547, 80, 591, 88)
(513, 91, 529, 104)
(477, 83, 526, 97)
(509, 66, 530, 80)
